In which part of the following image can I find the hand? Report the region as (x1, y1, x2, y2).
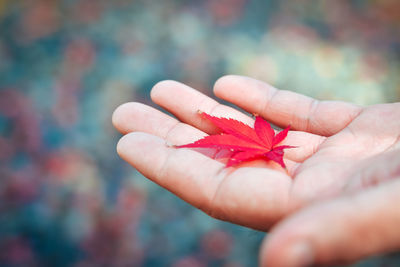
(113, 75, 400, 265)
(261, 149, 400, 266)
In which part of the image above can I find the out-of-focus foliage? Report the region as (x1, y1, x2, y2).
(0, 0, 399, 266)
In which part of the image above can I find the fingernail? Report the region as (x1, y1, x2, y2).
(284, 242, 314, 267)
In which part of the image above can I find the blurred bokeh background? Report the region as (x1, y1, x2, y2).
(0, 0, 399, 266)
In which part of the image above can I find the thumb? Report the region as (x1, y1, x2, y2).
(260, 178, 400, 267)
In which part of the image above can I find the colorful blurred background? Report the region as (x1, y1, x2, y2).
(0, 0, 399, 266)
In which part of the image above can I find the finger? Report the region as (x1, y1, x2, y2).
(260, 179, 400, 267)
(214, 75, 363, 136)
(117, 132, 293, 230)
(150, 80, 253, 134)
(150, 81, 324, 162)
(112, 102, 176, 135)
(112, 102, 206, 145)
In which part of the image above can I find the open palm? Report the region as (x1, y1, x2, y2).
(113, 75, 400, 231)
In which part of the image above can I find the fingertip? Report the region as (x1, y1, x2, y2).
(213, 75, 246, 97)
(116, 131, 136, 158)
(112, 102, 156, 134)
(150, 80, 181, 102)
(116, 132, 159, 159)
(112, 102, 132, 133)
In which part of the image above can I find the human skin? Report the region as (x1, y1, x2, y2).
(112, 75, 400, 266)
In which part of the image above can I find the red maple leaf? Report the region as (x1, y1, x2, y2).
(177, 112, 295, 168)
